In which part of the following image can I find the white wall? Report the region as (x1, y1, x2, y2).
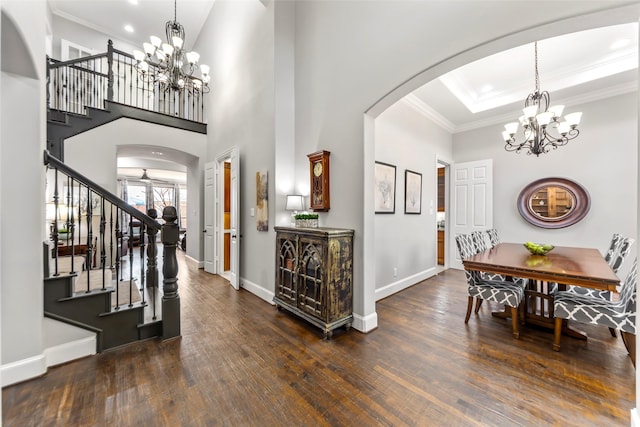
(1, 0, 49, 385)
(194, 0, 276, 299)
(51, 14, 136, 60)
(374, 100, 452, 299)
(65, 118, 207, 262)
(453, 92, 637, 277)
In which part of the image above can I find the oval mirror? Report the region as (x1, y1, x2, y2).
(517, 177, 590, 229)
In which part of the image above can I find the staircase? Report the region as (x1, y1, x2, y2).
(43, 39, 202, 352)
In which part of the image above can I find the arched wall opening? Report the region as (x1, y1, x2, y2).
(361, 8, 639, 407)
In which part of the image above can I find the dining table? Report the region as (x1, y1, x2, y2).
(462, 242, 620, 340)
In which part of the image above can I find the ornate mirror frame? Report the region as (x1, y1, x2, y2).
(517, 177, 590, 229)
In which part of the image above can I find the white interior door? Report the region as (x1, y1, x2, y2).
(204, 161, 216, 274)
(214, 147, 240, 290)
(229, 147, 240, 290)
(450, 159, 493, 270)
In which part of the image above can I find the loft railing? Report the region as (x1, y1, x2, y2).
(47, 40, 206, 123)
(44, 151, 180, 332)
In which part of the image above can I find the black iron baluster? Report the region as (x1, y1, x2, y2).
(85, 187, 93, 293)
(69, 177, 76, 273)
(52, 169, 60, 276)
(109, 203, 114, 268)
(115, 208, 121, 284)
(128, 215, 134, 297)
(100, 197, 106, 290)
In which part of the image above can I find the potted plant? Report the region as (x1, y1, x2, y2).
(294, 213, 319, 228)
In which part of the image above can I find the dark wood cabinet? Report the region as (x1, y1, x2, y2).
(437, 230, 444, 265)
(274, 226, 354, 339)
(437, 168, 445, 212)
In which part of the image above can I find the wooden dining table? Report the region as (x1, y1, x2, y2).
(462, 242, 620, 340)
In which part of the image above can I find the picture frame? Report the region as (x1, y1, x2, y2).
(256, 170, 268, 231)
(404, 169, 422, 214)
(374, 161, 396, 214)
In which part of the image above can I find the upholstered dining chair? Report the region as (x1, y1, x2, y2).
(553, 259, 637, 365)
(471, 231, 489, 252)
(565, 234, 633, 299)
(486, 229, 500, 248)
(456, 233, 525, 338)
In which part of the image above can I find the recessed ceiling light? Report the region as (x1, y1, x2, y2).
(610, 39, 630, 50)
(124, 24, 134, 33)
(480, 84, 493, 93)
(128, 0, 139, 5)
(151, 151, 164, 156)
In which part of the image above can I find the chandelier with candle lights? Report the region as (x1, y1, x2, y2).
(502, 42, 582, 156)
(133, 0, 210, 94)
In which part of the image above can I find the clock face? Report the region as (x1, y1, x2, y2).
(313, 162, 323, 177)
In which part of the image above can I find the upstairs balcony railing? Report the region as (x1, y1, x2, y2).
(47, 40, 206, 123)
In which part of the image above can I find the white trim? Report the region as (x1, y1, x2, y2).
(60, 38, 95, 61)
(1, 354, 47, 387)
(240, 277, 275, 305)
(632, 408, 640, 427)
(375, 267, 437, 301)
(185, 254, 203, 268)
(455, 80, 638, 134)
(44, 336, 96, 368)
(352, 312, 378, 333)
(401, 95, 456, 133)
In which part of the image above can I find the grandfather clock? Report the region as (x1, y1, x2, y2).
(307, 150, 330, 211)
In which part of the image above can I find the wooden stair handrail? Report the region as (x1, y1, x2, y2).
(44, 151, 160, 231)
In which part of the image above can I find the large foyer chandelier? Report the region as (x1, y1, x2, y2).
(502, 42, 582, 156)
(133, 0, 210, 93)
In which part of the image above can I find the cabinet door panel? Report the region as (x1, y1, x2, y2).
(298, 239, 325, 318)
(276, 237, 297, 305)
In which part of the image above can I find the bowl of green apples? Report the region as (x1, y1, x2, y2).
(524, 241, 554, 256)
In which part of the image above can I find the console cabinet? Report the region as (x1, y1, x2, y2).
(273, 226, 354, 339)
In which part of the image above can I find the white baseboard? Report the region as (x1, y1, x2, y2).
(375, 267, 437, 301)
(185, 254, 204, 268)
(1, 336, 97, 387)
(1, 354, 47, 387)
(632, 408, 639, 427)
(240, 277, 275, 305)
(352, 311, 378, 333)
(44, 336, 96, 368)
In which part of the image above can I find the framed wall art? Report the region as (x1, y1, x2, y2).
(374, 161, 396, 214)
(256, 170, 268, 231)
(404, 169, 422, 214)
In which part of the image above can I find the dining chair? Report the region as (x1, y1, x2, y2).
(563, 235, 634, 299)
(456, 233, 525, 338)
(471, 231, 489, 252)
(472, 229, 527, 285)
(553, 259, 637, 365)
(486, 229, 500, 248)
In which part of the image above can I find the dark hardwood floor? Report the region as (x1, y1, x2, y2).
(3, 255, 635, 426)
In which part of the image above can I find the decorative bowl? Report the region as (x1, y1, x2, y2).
(523, 242, 554, 256)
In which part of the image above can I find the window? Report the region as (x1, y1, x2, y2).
(179, 185, 188, 229)
(126, 184, 147, 214)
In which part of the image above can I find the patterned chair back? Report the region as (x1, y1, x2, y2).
(455, 233, 477, 260)
(616, 259, 637, 334)
(609, 237, 634, 274)
(604, 234, 622, 264)
(471, 231, 489, 252)
(486, 229, 500, 247)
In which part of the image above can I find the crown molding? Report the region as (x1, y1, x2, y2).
(401, 95, 455, 133)
(455, 80, 638, 134)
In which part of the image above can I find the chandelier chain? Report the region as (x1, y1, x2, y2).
(174, 0, 177, 22)
(534, 42, 539, 93)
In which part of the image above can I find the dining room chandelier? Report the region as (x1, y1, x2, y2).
(502, 42, 582, 156)
(132, 0, 210, 93)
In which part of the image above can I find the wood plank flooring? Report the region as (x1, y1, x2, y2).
(3, 256, 635, 426)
